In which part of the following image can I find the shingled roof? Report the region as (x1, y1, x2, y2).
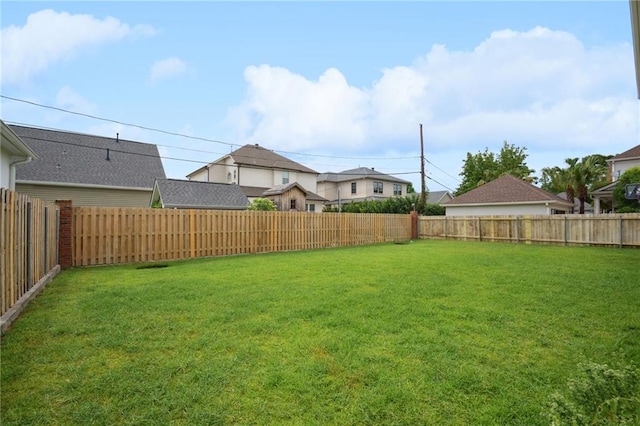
(318, 167, 410, 184)
(610, 144, 640, 161)
(189, 144, 317, 176)
(443, 174, 573, 206)
(11, 124, 165, 189)
(152, 179, 248, 209)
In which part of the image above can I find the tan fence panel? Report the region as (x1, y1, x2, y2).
(71, 208, 412, 267)
(1, 189, 59, 316)
(419, 214, 640, 248)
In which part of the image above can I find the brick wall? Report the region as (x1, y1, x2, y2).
(56, 200, 73, 269)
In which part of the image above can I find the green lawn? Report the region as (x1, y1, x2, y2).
(1, 240, 639, 425)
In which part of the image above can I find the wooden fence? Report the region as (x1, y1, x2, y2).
(72, 207, 412, 266)
(1, 189, 59, 316)
(418, 214, 640, 247)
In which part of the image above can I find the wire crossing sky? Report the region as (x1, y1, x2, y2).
(1, 2, 638, 191)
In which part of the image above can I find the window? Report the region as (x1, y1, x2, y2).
(351, 182, 357, 194)
(290, 199, 296, 210)
(374, 181, 383, 194)
(282, 171, 290, 184)
(226, 172, 232, 182)
(306, 203, 315, 212)
(393, 184, 402, 196)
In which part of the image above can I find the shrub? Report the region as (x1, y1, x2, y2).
(544, 361, 640, 425)
(247, 197, 277, 211)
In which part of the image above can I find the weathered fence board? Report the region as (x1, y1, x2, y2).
(1, 189, 59, 316)
(419, 214, 640, 247)
(71, 208, 412, 266)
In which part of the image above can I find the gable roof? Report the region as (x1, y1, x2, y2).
(11, 124, 165, 189)
(152, 178, 248, 209)
(189, 144, 317, 176)
(426, 190, 453, 204)
(1, 120, 38, 158)
(610, 144, 640, 162)
(262, 182, 308, 196)
(443, 174, 572, 207)
(318, 167, 410, 184)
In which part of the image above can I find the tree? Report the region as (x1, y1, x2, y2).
(613, 167, 640, 213)
(456, 141, 534, 195)
(406, 182, 416, 193)
(247, 197, 276, 211)
(565, 155, 608, 214)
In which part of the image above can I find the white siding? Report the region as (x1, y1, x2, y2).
(0, 147, 11, 189)
(612, 158, 640, 180)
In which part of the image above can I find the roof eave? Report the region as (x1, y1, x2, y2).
(17, 180, 152, 191)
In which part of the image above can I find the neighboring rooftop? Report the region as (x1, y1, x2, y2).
(443, 174, 572, 206)
(11, 124, 165, 189)
(152, 178, 248, 209)
(189, 144, 317, 176)
(426, 190, 453, 204)
(318, 167, 410, 184)
(610, 144, 640, 161)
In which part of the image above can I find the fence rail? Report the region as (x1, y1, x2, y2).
(418, 214, 640, 247)
(72, 208, 412, 266)
(1, 189, 59, 316)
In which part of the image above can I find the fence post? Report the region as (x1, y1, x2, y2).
(410, 211, 418, 240)
(26, 202, 32, 290)
(56, 200, 73, 269)
(619, 216, 623, 248)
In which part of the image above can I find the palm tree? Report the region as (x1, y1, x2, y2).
(565, 156, 608, 214)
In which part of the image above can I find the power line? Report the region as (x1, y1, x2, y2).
(426, 159, 461, 183)
(16, 134, 420, 177)
(1, 95, 420, 161)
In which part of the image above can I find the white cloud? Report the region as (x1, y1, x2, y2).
(55, 86, 98, 115)
(227, 26, 636, 165)
(1, 9, 155, 86)
(150, 57, 188, 84)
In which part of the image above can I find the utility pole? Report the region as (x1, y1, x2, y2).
(420, 123, 426, 209)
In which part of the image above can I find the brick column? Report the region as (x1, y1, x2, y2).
(410, 210, 419, 240)
(56, 200, 73, 269)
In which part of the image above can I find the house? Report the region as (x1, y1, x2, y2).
(427, 190, 454, 205)
(316, 167, 411, 209)
(10, 124, 166, 207)
(442, 174, 573, 216)
(556, 192, 594, 214)
(591, 144, 640, 213)
(187, 143, 326, 212)
(1, 120, 38, 190)
(150, 178, 248, 210)
(262, 182, 308, 212)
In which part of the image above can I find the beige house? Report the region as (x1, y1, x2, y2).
(1, 120, 38, 190)
(317, 167, 410, 209)
(442, 174, 573, 217)
(591, 144, 640, 213)
(187, 143, 326, 212)
(11, 124, 166, 207)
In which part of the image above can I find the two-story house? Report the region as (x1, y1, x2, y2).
(187, 144, 326, 212)
(591, 144, 640, 213)
(316, 167, 411, 209)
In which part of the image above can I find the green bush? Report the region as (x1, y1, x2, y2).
(613, 167, 640, 213)
(323, 194, 445, 215)
(544, 361, 640, 425)
(247, 197, 277, 211)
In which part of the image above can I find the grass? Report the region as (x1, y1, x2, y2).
(1, 240, 639, 425)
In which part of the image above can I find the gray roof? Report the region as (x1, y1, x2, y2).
(11, 124, 166, 189)
(153, 179, 248, 209)
(610, 144, 640, 161)
(443, 174, 573, 206)
(318, 167, 410, 184)
(241, 184, 327, 202)
(426, 190, 453, 204)
(262, 182, 307, 196)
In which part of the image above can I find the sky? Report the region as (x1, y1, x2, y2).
(1, 1, 638, 193)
